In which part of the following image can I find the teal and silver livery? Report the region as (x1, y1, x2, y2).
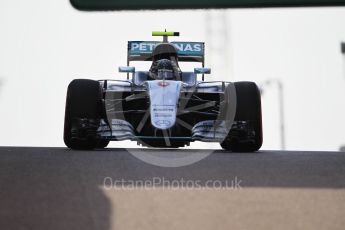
(64, 31, 263, 151)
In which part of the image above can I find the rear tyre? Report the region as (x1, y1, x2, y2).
(220, 81, 263, 152)
(64, 79, 104, 150)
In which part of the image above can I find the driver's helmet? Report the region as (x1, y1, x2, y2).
(156, 59, 174, 80)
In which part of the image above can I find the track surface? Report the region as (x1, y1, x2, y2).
(0, 147, 344, 230)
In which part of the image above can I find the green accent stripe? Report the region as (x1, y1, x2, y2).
(152, 31, 180, 36)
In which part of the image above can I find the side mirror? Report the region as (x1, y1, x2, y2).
(119, 66, 135, 73)
(194, 68, 211, 74)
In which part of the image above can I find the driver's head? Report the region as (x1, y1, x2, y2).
(156, 59, 174, 80)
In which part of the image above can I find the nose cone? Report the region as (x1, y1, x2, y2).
(147, 80, 182, 130)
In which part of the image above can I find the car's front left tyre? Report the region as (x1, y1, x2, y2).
(220, 81, 263, 152)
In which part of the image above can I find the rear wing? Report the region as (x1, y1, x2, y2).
(127, 41, 205, 65)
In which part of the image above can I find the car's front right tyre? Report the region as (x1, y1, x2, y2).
(64, 79, 104, 150)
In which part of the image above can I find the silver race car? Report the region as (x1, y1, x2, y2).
(64, 31, 262, 151)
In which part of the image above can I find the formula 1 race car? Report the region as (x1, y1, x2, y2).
(64, 31, 262, 151)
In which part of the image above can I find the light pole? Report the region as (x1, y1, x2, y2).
(341, 42, 345, 79)
(205, 10, 233, 81)
(260, 79, 286, 150)
(340, 42, 345, 151)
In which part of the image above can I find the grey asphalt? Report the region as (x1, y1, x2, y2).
(0, 147, 344, 230)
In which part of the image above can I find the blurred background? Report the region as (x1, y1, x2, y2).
(1, 0, 345, 150)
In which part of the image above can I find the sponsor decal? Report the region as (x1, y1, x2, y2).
(158, 81, 170, 87)
(155, 113, 173, 118)
(129, 41, 204, 56)
(153, 108, 174, 112)
(130, 42, 157, 54)
(173, 43, 202, 53)
(155, 120, 171, 127)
